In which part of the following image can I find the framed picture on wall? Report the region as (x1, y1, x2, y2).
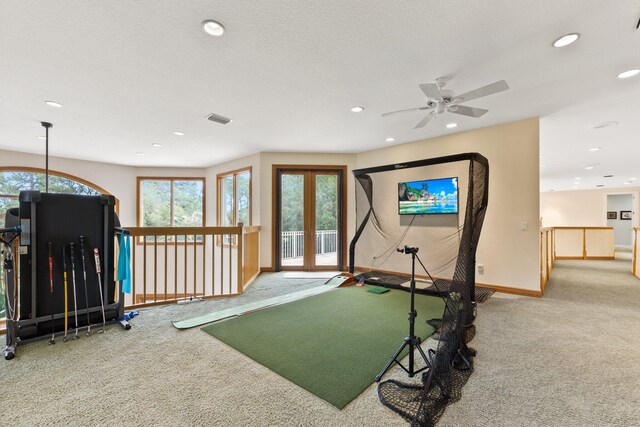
(620, 210, 632, 220)
(607, 211, 617, 220)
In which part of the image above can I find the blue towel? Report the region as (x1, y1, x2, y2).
(117, 232, 132, 294)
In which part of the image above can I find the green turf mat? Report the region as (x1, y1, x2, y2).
(202, 285, 444, 409)
(172, 283, 341, 329)
(367, 287, 390, 294)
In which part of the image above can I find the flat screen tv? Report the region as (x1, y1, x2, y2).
(398, 177, 458, 215)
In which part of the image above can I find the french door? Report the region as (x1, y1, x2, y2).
(275, 166, 345, 271)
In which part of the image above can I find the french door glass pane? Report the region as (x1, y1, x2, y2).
(281, 174, 304, 267)
(315, 174, 338, 266)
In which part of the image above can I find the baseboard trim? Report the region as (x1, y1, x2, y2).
(353, 266, 543, 298)
(555, 256, 615, 261)
(476, 282, 542, 298)
(260, 267, 276, 272)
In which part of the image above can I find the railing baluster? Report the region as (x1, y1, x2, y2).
(193, 234, 197, 298)
(184, 235, 187, 298)
(154, 235, 158, 303)
(174, 234, 178, 300)
(164, 235, 168, 301)
(220, 236, 224, 295)
(211, 235, 215, 296)
(202, 235, 206, 297)
(229, 233, 232, 294)
(143, 236, 147, 304)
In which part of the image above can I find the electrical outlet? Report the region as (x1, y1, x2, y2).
(520, 222, 528, 231)
(477, 263, 484, 275)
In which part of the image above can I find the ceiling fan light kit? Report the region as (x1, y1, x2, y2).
(381, 78, 510, 128)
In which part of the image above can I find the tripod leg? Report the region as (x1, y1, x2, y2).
(375, 339, 409, 382)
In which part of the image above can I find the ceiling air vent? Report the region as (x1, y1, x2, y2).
(206, 113, 232, 125)
(603, 175, 613, 178)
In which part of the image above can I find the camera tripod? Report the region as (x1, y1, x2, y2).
(375, 245, 431, 382)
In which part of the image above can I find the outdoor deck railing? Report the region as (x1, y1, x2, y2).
(281, 230, 337, 259)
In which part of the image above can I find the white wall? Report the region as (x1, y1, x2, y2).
(607, 194, 633, 246)
(541, 187, 639, 228)
(356, 118, 540, 291)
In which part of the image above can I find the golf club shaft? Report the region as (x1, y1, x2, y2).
(69, 242, 80, 339)
(62, 245, 68, 341)
(48, 242, 55, 344)
(93, 248, 106, 332)
(79, 236, 91, 335)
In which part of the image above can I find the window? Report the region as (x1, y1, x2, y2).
(217, 167, 251, 229)
(0, 168, 106, 228)
(137, 177, 205, 229)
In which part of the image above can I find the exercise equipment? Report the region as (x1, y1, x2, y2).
(3, 191, 130, 359)
(1, 226, 21, 360)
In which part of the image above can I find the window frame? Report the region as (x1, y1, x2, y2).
(216, 166, 252, 238)
(136, 176, 207, 236)
(0, 166, 118, 213)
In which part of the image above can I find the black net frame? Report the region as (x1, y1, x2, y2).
(349, 153, 489, 426)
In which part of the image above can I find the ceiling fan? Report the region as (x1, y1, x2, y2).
(381, 78, 510, 129)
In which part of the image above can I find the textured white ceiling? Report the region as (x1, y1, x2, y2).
(1, 1, 639, 177)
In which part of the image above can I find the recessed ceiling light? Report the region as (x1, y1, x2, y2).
(136, 152, 144, 156)
(588, 147, 600, 152)
(37, 136, 46, 140)
(575, 177, 581, 180)
(552, 33, 580, 48)
(202, 20, 225, 36)
(630, 177, 637, 181)
(45, 100, 63, 108)
(350, 106, 364, 113)
(624, 181, 632, 185)
(174, 131, 184, 136)
(446, 122, 458, 129)
(574, 182, 580, 185)
(385, 137, 395, 143)
(585, 166, 594, 170)
(151, 143, 162, 147)
(617, 69, 640, 79)
(572, 186, 579, 189)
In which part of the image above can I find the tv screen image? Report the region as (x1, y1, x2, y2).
(398, 177, 458, 215)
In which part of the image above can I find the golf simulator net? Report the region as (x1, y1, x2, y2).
(349, 153, 489, 426)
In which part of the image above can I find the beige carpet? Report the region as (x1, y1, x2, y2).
(2, 263, 640, 426)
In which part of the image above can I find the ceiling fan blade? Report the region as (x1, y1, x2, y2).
(381, 106, 431, 117)
(448, 105, 489, 118)
(454, 80, 509, 103)
(414, 112, 435, 129)
(419, 83, 441, 99)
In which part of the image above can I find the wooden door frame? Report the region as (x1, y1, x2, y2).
(272, 164, 347, 271)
